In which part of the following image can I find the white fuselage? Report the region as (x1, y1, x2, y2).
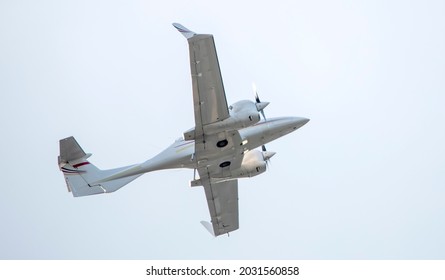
(102, 116, 309, 182)
(156, 116, 307, 169)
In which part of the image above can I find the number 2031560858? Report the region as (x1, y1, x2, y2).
(239, 266, 299, 276)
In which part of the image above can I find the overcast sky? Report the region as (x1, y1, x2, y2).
(1, 0, 444, 259)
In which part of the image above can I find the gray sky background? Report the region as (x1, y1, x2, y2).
(1, 0, 444, 259)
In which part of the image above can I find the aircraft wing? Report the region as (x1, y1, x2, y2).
(199, 168, 239, 236)
(173, 23, 230, 135)
(174, 24, 241, 236)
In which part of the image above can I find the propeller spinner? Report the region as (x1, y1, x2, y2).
(262, 145, 275, 167)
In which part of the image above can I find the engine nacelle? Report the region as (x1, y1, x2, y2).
(183, 100, 268, 140)
(231, 150, 267, 178)
(203, 100, 260, 135)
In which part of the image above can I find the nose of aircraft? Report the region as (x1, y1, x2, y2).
(293, 117, 310, 129)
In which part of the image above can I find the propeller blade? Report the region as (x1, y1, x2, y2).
(252, 82, 268, 120)
(256, 94, 261, 103)
(252, 82, 260, 102)
(260, 110, 266, 121)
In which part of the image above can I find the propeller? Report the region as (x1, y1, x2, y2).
(252, 83, 273, 166)
(252, 82, 269, 121)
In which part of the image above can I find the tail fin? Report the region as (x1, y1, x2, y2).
(58, 136, 140, 197)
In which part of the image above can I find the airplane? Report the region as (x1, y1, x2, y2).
(58, 23, 309, 237)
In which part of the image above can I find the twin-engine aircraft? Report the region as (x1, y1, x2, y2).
(58, 23, 309, 236)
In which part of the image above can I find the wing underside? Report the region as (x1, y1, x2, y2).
(200, 169, 239, 236)
(187, 34, 230, 130)
(174, 24, 240, 236)
(189, 34, 240, 235)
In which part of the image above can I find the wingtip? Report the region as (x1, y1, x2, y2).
(172, 22, 196, 39)
(200, 221, 216, 237)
